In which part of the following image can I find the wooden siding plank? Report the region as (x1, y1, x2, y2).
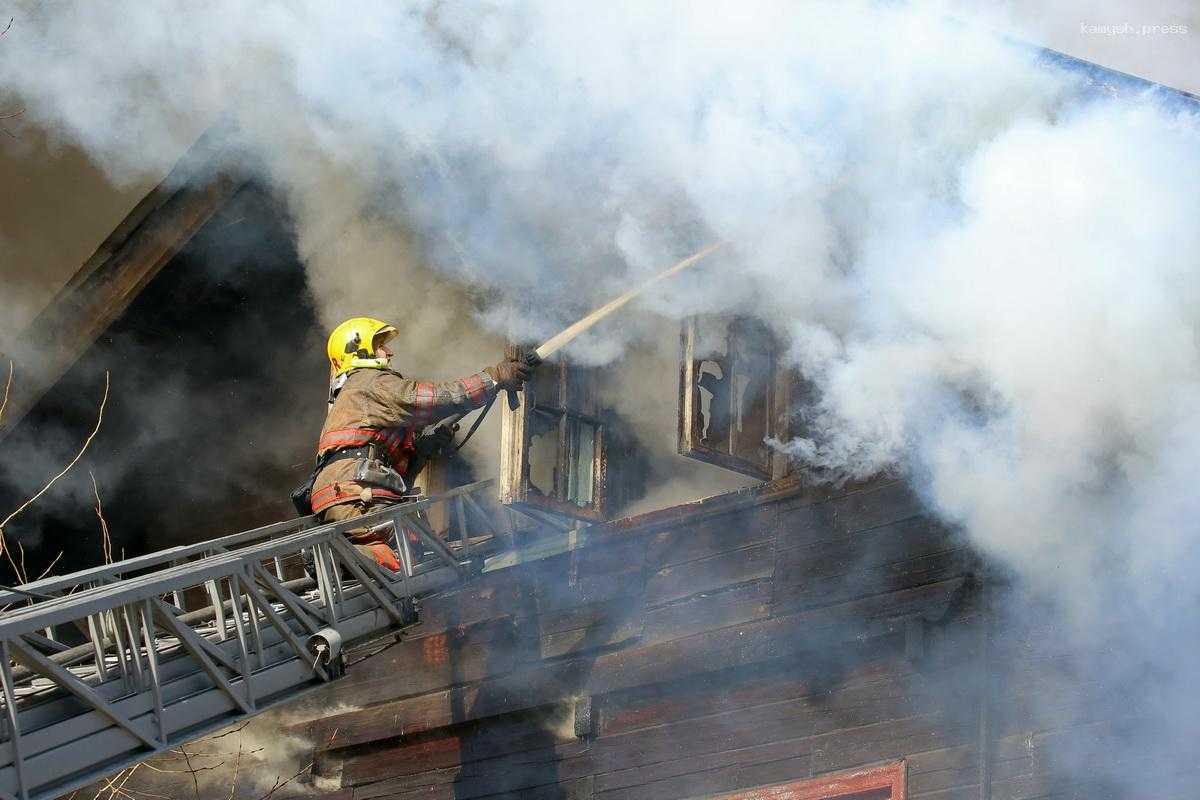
(810, 717, 975, 775)
(772, 550, 971, 615)
(599, 656, 900, 738)
(595, 753, 811, 800)
(592, 673, 941, 776)
(571, 535, 651, 580)
(775, 480, 924, 550)
(643, 505, 778, 571)
(908, 788, 980, 800)
(540, 605, 644, 661)
(593, 738, 815, 795)
(640, 581, 772, 646)
(644, 543, 775, 607)
(353, 767, 594, 800)
(407, 570, 532, 634)
(775, 518, 961, 584)
(536, 571, 648, 616)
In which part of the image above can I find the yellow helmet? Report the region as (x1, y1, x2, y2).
(326, 317, 399, 379)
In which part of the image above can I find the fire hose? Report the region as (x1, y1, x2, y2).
(434, 241, 724, 453)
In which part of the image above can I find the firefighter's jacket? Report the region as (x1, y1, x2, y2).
(311, 367, 494, 515)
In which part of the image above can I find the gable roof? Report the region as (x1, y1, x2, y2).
(0, 124, 243, 441)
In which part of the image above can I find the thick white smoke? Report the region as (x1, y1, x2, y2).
(3, 0, 1199, 790)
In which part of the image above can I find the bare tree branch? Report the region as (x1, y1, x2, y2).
(251, 763, 313, 800)
(33, 549, 63, 582)
(15, 540, 27, 585)
(94, 766, 140, 800)
(209, 720, 252, 740)
(141, 766, 220, 776)
(0, 17, 18, 138)
(225, 744, 243, 800)
(176, 748, 202, 800)
(0, 371, 110, 574)
(0, 360, 12, 426)
(118, 788, 171, 800)
(91, 471, 114, 564)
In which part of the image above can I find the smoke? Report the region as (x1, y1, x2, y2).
(779, 93, 1200, 779)
(3, 0, 1200, 791)
(92, 702, 362, 798)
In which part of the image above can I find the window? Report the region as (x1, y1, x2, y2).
(710, 761, 906, 800)
(678, 316, 794, 480)
(500, 347, 608, 522)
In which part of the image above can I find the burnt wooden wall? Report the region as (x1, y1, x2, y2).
(285, 477, 1192, 800)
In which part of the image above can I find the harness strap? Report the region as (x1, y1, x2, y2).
(319, 427, 412, 464)
(453, 391, 499, 453)
(318, 445, 375, 468)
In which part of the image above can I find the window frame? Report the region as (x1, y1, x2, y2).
(499, 347, 609, 522)
(707, 761, 906, 800)
(677, 315, 791, 481)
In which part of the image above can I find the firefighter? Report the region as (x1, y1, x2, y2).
(309, 317, 529, 569)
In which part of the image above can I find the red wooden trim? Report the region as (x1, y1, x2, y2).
(711, 760, 906, 800)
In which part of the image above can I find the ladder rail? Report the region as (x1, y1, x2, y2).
(0, 479, 497, 607)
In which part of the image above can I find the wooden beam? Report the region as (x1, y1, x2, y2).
(0, 123, 243, 440)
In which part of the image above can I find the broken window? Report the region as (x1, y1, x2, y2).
(500, 346, 608, 522)
(678, 316, 793, 480)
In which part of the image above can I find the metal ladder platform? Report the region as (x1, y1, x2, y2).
(0, 479, 543, 800)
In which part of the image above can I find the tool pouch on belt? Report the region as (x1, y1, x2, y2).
(291, 476, 317, 517)
(290, 444, 377, 517)
(353, 458, 408, 501)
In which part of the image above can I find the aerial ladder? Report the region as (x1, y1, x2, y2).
(0, 479, 575, 800)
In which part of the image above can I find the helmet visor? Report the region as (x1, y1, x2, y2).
(372, 326, 398, 356)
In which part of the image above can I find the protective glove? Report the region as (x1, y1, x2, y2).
(484, 358, 531, 392)
(414, 424, 456, 458)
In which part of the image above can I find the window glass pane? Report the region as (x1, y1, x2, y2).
(728, 320, 772, 464)
(531, 358, 561, 409)
(696, 357, 730, 447)
(567, 419, 596, 507)
(565, 363, 598, 417)
(694, 317, 732, 449)
(528, 409, 561, 497)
